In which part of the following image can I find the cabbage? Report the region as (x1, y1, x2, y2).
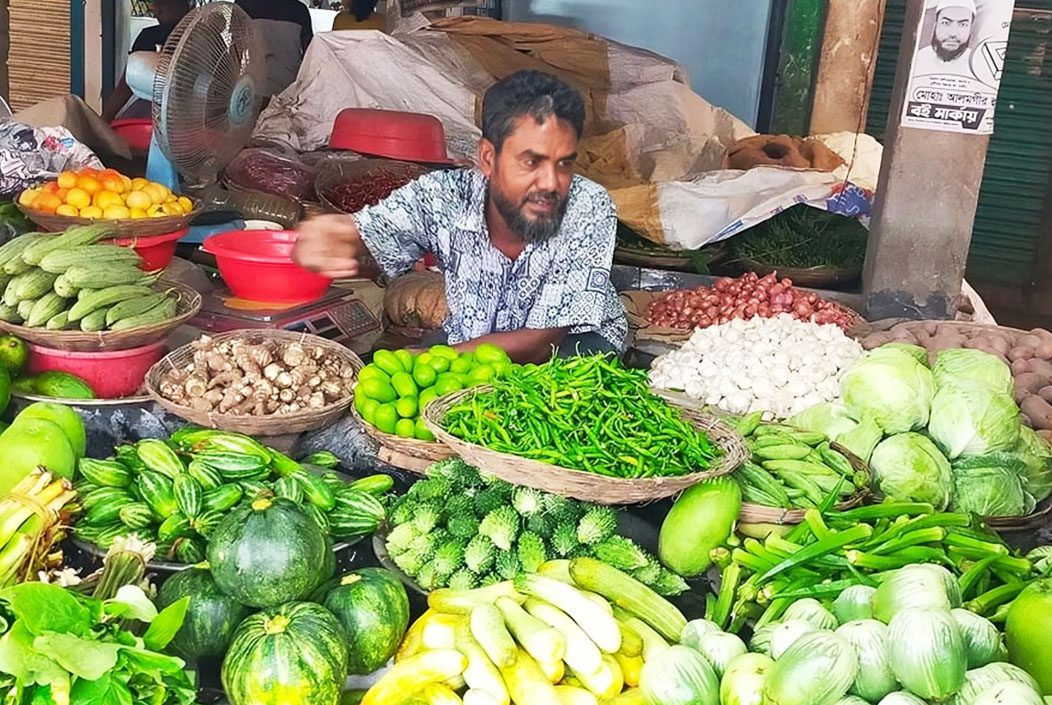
(1026, 545, 1052, 574)
(878, 693, 928, 705)
(720, 653, 773, 705)
(640, 644, 719, 705)
(951, 662, 1042, 704)
(833, 585, 876, 624)
(932, 349, 1014, 396)
(872, 564, 961, 622)
(971, 682, 1045, 705)
(871, 433, 954, 510)
(928, 382, 1022, 460)
(886, 608, 967, 700)
(952, 454, 1035, 517)
(883, 343, 931, 367)
(836, 414, 884, 465)
(782, 598, 838, 631)
(1013, 427, 1052, 502)
(680, 618, 721, 650)
(841, 349, 934, 434)
(769, 619, 819, 660)
(691, 632, 747, 678)
(789, 403, 859, 440)
(835, 620, 897, 702)
(763, 631, 858, 705)
(950, 610, 1005, 668)
(834, 698, 870, 705)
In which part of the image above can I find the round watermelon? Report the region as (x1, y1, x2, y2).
(207, 497, 329, 609)
(157, 566, 250, 662)
(222, 601, 349, 705)
(320, 568, 410, 674)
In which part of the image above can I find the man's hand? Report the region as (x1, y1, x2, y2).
(293, 214, 367, 279)
(456, 328, 569, 365)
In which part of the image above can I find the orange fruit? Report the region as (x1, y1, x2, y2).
(144, 183, 170, 205)
(42, 182, 60, 195)
(130, 177, 149, 191)
(79, 205, 103, 219)
(120, 175, 133, 191)
(55, 188, 69, 202)
(129, 208, 149, 219)
(102, 205, 131, 220)
(177, 196, 194, 214)
(99, 174, 126, 194)
(125, 190, 152, 211)
(34, 194, 63, 214)
(77, 167, 99, 177)
(77, 176, 101, 196)
(55, 204, 79, 217)
(147, 204, 167, 218)
(17, 189, 40, 207)
(93, 191, 123, 210)
(56, 172, 78, 190)
(159, 202, 183, 216)
(64, 187, 91, 210)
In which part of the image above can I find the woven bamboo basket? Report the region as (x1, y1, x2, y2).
(0, 280, 201, 352)
(739, 257, 861, 289)
(423, 386, 750, 505)
(146, 329, 363, 436)
(350, 403, 454, 473)
(17, 196, 203, 237)
(888, 320, 1030, 339)
(737, 440, 871, 524)
(986, 496, 1052, 533)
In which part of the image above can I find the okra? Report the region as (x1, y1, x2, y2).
(712, 563, 741, 630)
(870, 527, 947, 556)
(757, 524, 872, 583)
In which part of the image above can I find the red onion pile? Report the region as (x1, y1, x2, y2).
(646, 272, 857, 330)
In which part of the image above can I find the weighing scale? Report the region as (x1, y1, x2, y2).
(190, 283, 384, 354)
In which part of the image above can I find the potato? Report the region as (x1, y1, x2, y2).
(1019, 335, 1043, 349)
(862, 332, 894, 350)
(1012, 358, 1033, 375)
(929, 337, 962, 353)
(1015, 372, 1046, 393)
(985, 336, 1011, 356)
(893, 329, 916, 342)
(1028, 358, 1052, 381)
(923, 321, 939, 336)
(1009, 345, 1036, 362)
(1021, 395, 1052, 430)
(1040, 386, 1052, 404)
(1035, 340, 1052, 360)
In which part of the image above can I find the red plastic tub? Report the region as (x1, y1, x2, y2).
(27, 341, 166, 399)
(202, 230, 332, 303)
(111, 118, 154, 152)
(110, 228, 188, 271)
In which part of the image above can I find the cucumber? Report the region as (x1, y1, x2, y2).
(469, 604, 517, 669)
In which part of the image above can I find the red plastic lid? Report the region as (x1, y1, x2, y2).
(202, 230, 301, 264)
(110, 118, 154, 152)
(329, 108, 453, 164)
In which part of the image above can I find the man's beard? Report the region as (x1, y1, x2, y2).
(933, 35, 970, 62)
(489, 185, 568, 244)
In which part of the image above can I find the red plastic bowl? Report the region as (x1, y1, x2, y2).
(27, 341, 166, 399)
(202, 230, 332, 303)
(110, 228, 188, 271)
(329, 108, 453, 164)
(111, 118, 153, 152)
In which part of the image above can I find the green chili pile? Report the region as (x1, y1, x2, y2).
(441, 354, 721, 478)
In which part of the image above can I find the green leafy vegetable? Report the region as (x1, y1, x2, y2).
(951, 454, 1034, 518)
(870, 433, 954, 510)
(928, 382, 1021, 460)
(841, 349, 935, 435)
(932, 349, 1014, 396)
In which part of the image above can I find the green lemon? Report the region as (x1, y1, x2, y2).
(390, 371, 418, 398)
(435, 376, 464, 397)
(357, 364, 389, 384)
(394, 349, 414, 374)
(428, 356, 451, 374)
(395, 396, 418, 419)
(492, 360, 513, 378)
(360, 399, 380, 425)
(429, 344, 459, 361)
(414, 418, 435, 442)
(0, 335, 27, 376)
(372, 403, 399, 434)
(359, 378, 397, 403)
(450, 357, 472, 375)
(469, 365, 496, 384)
(415, 352, 434, 368)
(412, 363, 437, 389)
(354, 393, 369, 416)
(394, 419, 416, 439)
(372, 350, 405, 375)
(473, 342, 510, 366)
(418, 387, 439, 411)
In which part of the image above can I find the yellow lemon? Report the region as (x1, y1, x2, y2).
(125, 190, 153, 211)
(102, 205, 131, 220)
(76, 175, 101, 196)
(159, 202, 183, 216)
(94, 191, 123, 210)
(65, 187, 92, 210)
(79, 205, 103, 219)
(130, 177, 149, 191)
(147, 204, 167, 217)
(177, 196, 194, 214)
(56, 171, 78, 190)
(34, 194, 63, 214)
(144, 183, 170, 205)
(120, 175, 133, 191)
(17, 189, 40, 207)
(55, 204, 80, 217)
(129, 208, 149, 219)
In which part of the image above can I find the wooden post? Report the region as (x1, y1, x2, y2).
(810, 0, 886, 134)
(862, 0, 1015, 320)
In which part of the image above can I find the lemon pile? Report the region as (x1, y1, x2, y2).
(18, 169, 194, 220)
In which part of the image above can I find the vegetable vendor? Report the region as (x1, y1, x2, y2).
(294, 70, 628, 364)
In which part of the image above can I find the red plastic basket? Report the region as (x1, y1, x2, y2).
(202, 230, 332, 303)
(110, 118, 153, 152)
(27, 341, 167, 398)
(110, 228, 187, 271)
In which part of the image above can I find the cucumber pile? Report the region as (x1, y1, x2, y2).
(73, 427, 389, 564)
(0, 225, 180, 331)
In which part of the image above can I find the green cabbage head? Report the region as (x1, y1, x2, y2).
(927, 381, 1021, 460)
(870, 433, 953, 510)
(952, 453, 1035, 517)
(932, 348, 1013, 396)
(1012, 426, 1052, 502)
(841, 350, 934, 434)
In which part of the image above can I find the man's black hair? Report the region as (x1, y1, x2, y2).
(481, 70, 585, 152)
(350, 0, 378, 20)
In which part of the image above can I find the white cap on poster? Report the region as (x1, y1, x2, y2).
(936, 0, 978, 15)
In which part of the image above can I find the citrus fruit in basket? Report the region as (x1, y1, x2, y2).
(0, 335, 28, 375)
(22, 170, 194, 220)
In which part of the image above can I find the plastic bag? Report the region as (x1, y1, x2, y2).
(0, 121, 102, 198)
(224, 148, 317, 202)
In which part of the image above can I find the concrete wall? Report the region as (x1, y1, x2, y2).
(505, 0, 773, 127)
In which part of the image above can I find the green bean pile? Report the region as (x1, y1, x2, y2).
(442, 355, 721, 478)
(732, 205, 867, 269)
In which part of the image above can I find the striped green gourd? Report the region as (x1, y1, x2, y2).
(173, 474, 203, 518)
(118, 502, 155, 529)
(196, 451, 268, 481)
(273, 476, 304, 504)
(78, 458, 133, 488)
(187, 460, 224, 490)
(136, 471, 179, 520)
(135, 439, 185, 478)
(202, 484, 244, 513)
